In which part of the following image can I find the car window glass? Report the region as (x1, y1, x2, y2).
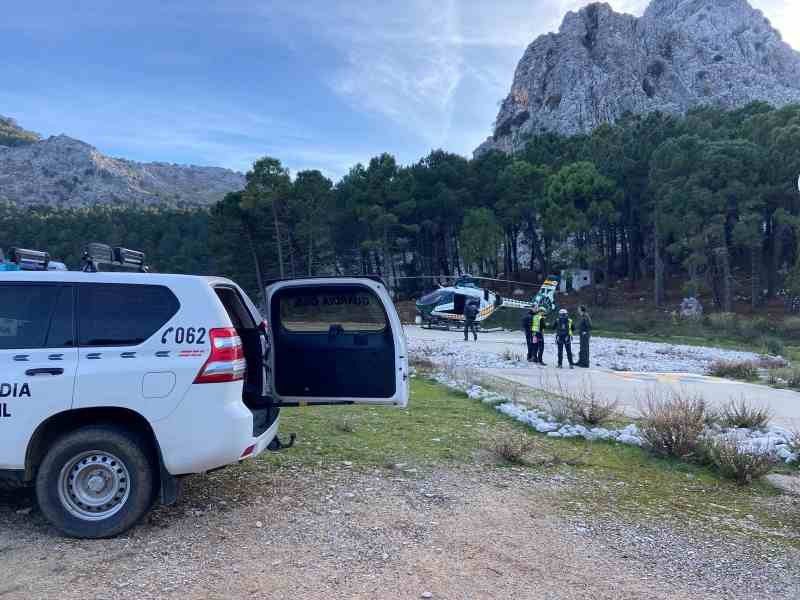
(45, 286, 74, 348)
(78, 284, 179, 347)
(278, 287, 387, 333)
(0, 284, 62, 349)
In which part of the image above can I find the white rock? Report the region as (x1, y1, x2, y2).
(536, 422, 559, 433)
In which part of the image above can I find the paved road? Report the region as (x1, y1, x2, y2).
(405, 325, 800, 427)
(482, 366, 800, 428)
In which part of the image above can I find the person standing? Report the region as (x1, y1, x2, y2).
(555, 308, 575, 369)
(533, 307, 547, 365)
(464, 300, 479, 341)
(576, 305, 592, 368)
(522, 307, 536, 362)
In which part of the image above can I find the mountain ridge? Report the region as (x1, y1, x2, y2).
(0, 117, 245, 206)
(477, 0, 800, 156)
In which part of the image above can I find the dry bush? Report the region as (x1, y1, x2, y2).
(639, 391, 707, 459)
(565, 390, 619, 426)
(719, 398, 772, 430)
(708, 360, 759, 381)
(757, 356, 788, 370)
(484, 431, 538, 465)
(546, 379, 618, 426)
(410, 355, 436, 371)
(701, 438, 774, 485)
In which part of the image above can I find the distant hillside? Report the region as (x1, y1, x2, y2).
(0, 116, 245, 206)
(0, 115, 41, 147)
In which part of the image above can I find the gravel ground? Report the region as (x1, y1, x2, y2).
(406, 325, 761, 374)
(1, 462, 798, 600)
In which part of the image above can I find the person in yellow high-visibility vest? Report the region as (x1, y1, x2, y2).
(532, 306, 547, 365)
(555, 308, 575, 369)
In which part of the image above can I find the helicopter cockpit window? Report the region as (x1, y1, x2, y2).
(419, 290, 449, 305)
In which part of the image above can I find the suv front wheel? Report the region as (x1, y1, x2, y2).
(35, 426, 156, 538)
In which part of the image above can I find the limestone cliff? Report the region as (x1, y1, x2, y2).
(477, 0, 800, 155)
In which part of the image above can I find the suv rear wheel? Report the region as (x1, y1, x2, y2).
(35, 426, 156, 538)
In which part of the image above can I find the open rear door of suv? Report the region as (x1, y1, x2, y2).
(267, 278, 408, 407)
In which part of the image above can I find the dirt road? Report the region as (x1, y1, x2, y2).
(1, 463, 798, 600)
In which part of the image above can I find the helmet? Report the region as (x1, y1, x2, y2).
(538, 307, 546, 314)
(559, 308, 568, 315)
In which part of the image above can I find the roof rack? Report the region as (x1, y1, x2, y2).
(7, 247, 51, 271)
(82, 243, 149, 273)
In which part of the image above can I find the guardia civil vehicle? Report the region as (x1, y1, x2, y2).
(0, 245, 409, 538)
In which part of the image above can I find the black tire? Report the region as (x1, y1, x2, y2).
(35, 425, 156, 539)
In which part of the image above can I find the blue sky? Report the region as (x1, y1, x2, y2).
(1, 0, 797, 180)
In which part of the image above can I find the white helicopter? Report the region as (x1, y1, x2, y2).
(414, 274, 560, 329)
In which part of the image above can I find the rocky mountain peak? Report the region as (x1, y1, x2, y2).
(0, 119, 245, 206)
(476, 0, 800, 156)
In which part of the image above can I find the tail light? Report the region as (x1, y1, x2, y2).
(194, 328, 246, 384)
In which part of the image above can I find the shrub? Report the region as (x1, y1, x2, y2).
(719, 398, 771, 430)
(708, 360, 759, 381)
(707, 312, 739, 336)
(701, 437, 774, 485)
(770, 367, 800, 389)
(565, 390, 619, 426)
(485, 432, 538, 465)
(639, 392, 707, 459)
(410, 355, 436, 371)
(629, 313, 655, 333)
(757, 355, 788, 370)
(546, 380, 619, 426)
(781, 316, 800, 338)
(759, 336, 785, 357)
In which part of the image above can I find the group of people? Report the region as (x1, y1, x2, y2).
(522, 305, 592, 369)
(461, 299, 592, 369)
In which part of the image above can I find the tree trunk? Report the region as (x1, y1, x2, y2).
(654, 225, 664, 307)
(718, 246, 733, 312)
(308, 232, 313, 276)
(245, 225, 266, 306)
(751, 245, 760, 311)
(271, 199, 285, 278)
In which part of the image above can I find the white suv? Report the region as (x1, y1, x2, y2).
(0, 263, 408, 538)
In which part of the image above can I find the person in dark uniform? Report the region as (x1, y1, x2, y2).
(522, 307, 536, 362)
(576, 305, 592, 368)
(533, 306, 547, 365)
(555, 308, 574, 369)
(464, 300, 479, 341)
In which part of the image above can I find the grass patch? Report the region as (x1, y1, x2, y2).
(257, 379, 516, 469)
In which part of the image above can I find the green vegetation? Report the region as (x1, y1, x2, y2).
(0, 203, 212, 275)
(3, 103, 800, 317)
(258, 379, 513, 468)
(0, 116, 40, 147)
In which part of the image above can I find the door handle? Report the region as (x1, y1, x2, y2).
(25, 368, 64, 376)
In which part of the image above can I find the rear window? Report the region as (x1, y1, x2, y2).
(0, 284, 73, 349)
(78, 284, 179, 347)
(277, 286, 387, 333)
